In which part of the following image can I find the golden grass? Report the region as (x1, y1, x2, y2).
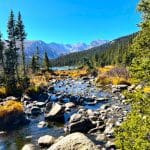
(98, 65, 115, 74)
(0, 100, 24, 118)
(111, 77, 130, 85)
(55, 69, 88, 78)
(0, 87, 7, 96)
(143, 87, 150, 93)
(96, 66, 131, 85)
(30, 72, 52, 86)
(96, 76, 130, 85)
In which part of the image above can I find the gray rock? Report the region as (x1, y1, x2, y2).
(65, 102, 75, 108)
(0, 131, 7, 136)
(67, 118, 96, 133)
(48, 132, 99, 150)
(78, 108, 86, 114)
(65, 107, 71, 112)
(69, 113, 82, 123)
(22, 144, 36, 150)
(117, 84, 128, 89)
(87, 109, 95, 116)
(105, 141, 116, 149)
(48, 86, 55, 91)
(21, 94, 31, 102)
(38, 135, 55, 147)
(88, 124, 105, 133)
(96, 134, 106, 141)
(101, 104, 110, 110)
(120, 94, 126, 100)
(128, 84, 136, 91)
(135, 84, 143, 90)
(31, 106, 41, 115)
(35, 102, 45, 107)
(104, 123, 114, 138)
(38, 121, 48, 128)
(112, 88, 121, 93)
(45, 102, 53, 112)
(97, 97, 109, 101)
(55, 136, 64, 143)
(5, 96, 18, 101)
(25, 136, 32, 139)
(45, 103, 64, 121)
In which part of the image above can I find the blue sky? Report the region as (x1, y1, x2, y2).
(0, 0, 140, 44)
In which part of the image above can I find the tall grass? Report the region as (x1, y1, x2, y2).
(96, 66, 131, 85)
(0, 100, 23, 118)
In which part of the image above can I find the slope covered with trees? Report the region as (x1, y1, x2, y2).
(52, 33, 138, 67)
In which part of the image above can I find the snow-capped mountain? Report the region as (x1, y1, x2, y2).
(23, 40, 108, 59)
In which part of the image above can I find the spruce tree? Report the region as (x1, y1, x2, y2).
(35, 46, 40, 71)
(129, 0, 150, 83)
(43, 52, 50, 71)
(15, 12, 27, 79)
(0, 31, 5, 79)
(5, 10, 18, 90)
(31, 55, 36, 73)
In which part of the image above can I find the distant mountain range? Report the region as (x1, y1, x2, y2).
(23, 40, 108, 59)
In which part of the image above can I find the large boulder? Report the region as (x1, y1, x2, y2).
(45, 103, 64, 122)
(38, 135, 55, 147)
(66, 118, 96, 133)
(22, 144, 36, 150)
(48, 132, 99, 150)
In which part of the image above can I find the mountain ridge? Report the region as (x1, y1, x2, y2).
(24, 39, 108, 59)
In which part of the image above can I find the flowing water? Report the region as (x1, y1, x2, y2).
(0, 78, 111, 150)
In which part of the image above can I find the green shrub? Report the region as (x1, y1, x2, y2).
(115, 92, 150, 150)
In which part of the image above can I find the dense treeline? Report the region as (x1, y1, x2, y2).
(52, 33, 138, 67)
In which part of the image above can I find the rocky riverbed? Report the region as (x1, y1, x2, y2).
(0, 76, 132, 150)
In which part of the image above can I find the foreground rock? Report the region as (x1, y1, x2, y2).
(38, 135, 55, 147)
(45, 103, 64, 122)
(22, 144, 36, 150)
(66, 118, 96, 133)
(48, 132, 99, 150)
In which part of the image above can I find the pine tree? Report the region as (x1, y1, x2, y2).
(0, 31, 5, 77)
(15, 12, 27, 79)
(43, 52, 50, 71)
(4, 10, 18, 90)
(31, 55, 36, 73)
(129, 0, 150, 83)
(35, 46, 40, 71)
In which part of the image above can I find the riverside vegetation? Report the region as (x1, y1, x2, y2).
(0, 0, 150, 150)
